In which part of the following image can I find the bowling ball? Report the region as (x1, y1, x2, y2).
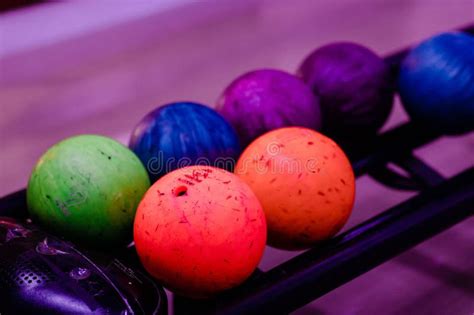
(235, 127, 355, 250)
(134, 166, 266, 298)
(398, 32, 474, 134)
(216, 69, 322, 147)
(27, 135, 150, 247)
(129, 102, 241, 183)
(298, 42, 394, 139)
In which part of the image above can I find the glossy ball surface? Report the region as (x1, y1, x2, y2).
(27, 135, 150, 247)
(216, 69, 322, 146)
(130, 102, 241, 183)
(235, 127, 355, 250)
(398, 32, 474, 133)
(298, 42, 394, 139)
(134, 166, 266, 298)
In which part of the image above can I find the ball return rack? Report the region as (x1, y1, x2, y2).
(1, 24, 473, 315)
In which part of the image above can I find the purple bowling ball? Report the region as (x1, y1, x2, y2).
(216, 69, 322, 146)
(298, 42, 394, 139)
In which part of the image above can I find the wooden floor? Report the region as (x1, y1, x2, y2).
(0, 1, 473, 314)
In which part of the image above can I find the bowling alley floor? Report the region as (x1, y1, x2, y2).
(1, 1, 473, 314)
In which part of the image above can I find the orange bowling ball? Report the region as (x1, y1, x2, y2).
(134, 166, 266, 298)
(235, 127, 355, 250)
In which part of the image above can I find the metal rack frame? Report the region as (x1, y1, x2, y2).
(172, 122, 473, 314)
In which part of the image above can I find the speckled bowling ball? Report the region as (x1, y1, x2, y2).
(235, 127, 355, 250)
(27, 135, 150, 247)
(134, 166, 266, 298)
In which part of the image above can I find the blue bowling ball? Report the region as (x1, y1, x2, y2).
(130, 102, 241, 182)
(398, 32, 474, 134)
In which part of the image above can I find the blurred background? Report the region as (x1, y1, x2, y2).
(1, 1, 473, 314)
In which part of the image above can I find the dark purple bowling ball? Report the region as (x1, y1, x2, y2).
(298, 42, 394, 140)
(216, 69, 322, 147)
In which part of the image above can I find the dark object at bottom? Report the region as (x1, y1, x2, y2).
(0, 217, 167, 315)
(0, 0, 43, 12)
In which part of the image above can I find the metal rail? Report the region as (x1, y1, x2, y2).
(214, 167, 473, 315)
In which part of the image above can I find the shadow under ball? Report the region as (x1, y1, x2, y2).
(298, 42, 394, 139)
(129, 102, 241, 183)
(398, 32, 474, 134)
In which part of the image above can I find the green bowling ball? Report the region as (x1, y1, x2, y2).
(27, 135, 150, 247)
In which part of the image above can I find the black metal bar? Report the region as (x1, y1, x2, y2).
(368, 154, 445, 191)
(350, 123, 439, 176)
(214, 168, 474, 315)
(395, 155, 445, 188)
(0, 189, 27, 219)
(369, 164, 422, 191)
